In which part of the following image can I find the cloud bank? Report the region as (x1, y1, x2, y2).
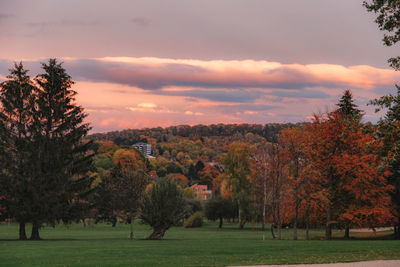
(0, 56, 399, 132)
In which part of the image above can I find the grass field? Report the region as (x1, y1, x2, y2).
(0, 221, 399, 266)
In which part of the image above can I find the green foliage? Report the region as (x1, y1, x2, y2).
(185, 199, 202, 218)
(205, 198, 236, 228)
(139, 178, 187, 239)
(94, 154, 115, 170)
(184, 211, 203, 228)
(223, 141, 252, 228)
(364, 0, 400, 69)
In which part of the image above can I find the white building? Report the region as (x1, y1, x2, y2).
(133, 142, 153, 158)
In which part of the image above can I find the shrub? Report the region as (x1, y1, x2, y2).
(184, 211, 203, 228)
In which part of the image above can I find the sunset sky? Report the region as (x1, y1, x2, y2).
(1, 0, 399, 133)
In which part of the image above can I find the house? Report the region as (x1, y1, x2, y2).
(190, 184, 212, 200)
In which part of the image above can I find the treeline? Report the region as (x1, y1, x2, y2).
(88, 123, 298, 145)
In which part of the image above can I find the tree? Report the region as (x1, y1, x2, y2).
(269, 143, 289, 239)
(0, 62, 36, 240)
(364, 0, 400, 69)
(139, 178, 187, 239)
(205, 197, 236, 228)
(223, 141, 252, 229)
(198, 164, 220, 188)
(280, 127, 308, 240)
(252, 141, 273, 231)
(370, 85, 400, 238)
(28, 59, 94, 240)
(333, 121, 394, 236)
(97, 162, 149, 238)
(336, 89, 362, 119)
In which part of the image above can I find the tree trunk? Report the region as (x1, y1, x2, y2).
(271, 223, 276, 239)
(238, 206, 242, 229)
(277, 201, 281, 240)
(148, 227, 167, 240)
(219, 216, 223, 228)
(129, 215, 134, 239)
(395, 218, 400, 240)
(294, 191, 299, 240)
(344, 225, 350, 239)
(262, 164, 267, 231)
(19, 222, 27, 240)
(305, 206, 309, 240)
(325, 204, 332, 240)
(30, 222, 41, 240)
(111, 216, 117, 227)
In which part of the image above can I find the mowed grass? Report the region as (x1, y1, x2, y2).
(0, 221, 400, 266)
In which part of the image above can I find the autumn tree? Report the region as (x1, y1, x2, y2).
(252, 141, 273, 231)
(223, 141, 252, 229)
(269, 143, 289, 239)
(280, 127, 308, 240)
(334, 121, 394, 237)
(198, 164, 221, 188)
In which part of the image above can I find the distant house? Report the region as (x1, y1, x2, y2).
(190, 184, 212, 200)
(132, 142, 155, 159)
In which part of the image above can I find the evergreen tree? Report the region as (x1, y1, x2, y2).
(336, 89, 362, 119)
(0, 62, 36, 240)
(28, 59, 94, 239)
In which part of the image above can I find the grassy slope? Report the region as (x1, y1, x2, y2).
(0, 222, 399, 266)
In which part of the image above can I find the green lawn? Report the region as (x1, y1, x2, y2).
(0, 221, 399, 266)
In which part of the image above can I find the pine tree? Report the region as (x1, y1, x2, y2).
(0, 62, 36, 240)
(28, 59, 94, 239)
(336, 89, 362, 119)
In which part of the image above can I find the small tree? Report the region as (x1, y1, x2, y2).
(139, 178, 187, 240)
(223, 141, 252, 229)
(205, 197, 236, 228)
(97, 162, 149, 238)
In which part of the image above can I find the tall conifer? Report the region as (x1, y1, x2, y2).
(0, 63, 36, 240)
(28, 59, 94, 239)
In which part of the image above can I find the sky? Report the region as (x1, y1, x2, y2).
(0, 0, 399, 133)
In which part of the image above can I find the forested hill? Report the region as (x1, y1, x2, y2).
(88, 123, 302, 146)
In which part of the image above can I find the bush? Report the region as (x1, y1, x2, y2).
(184, 212, 203, 228)
(185, 199, 202, 218)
